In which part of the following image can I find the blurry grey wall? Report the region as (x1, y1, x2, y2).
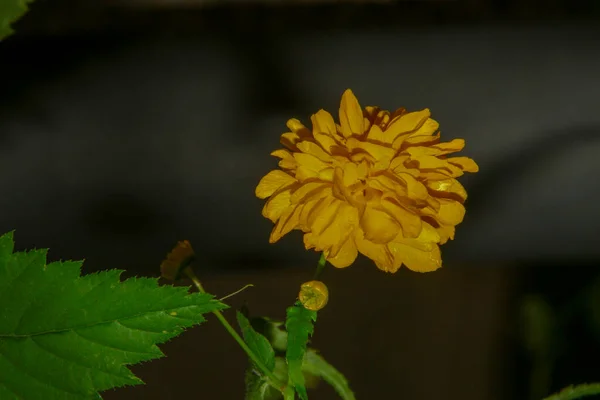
(1, 23, 599, 272)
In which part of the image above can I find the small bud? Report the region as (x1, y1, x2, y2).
(299, 280, 329, 311)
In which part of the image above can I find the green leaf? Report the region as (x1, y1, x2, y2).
(285, 303, 317, 400)
(302, 350, 355, 400)
(237, 311, 276, 372)
(0, 0, 34, 40)
(0, 232, 227, 399)
(542, 383, 600, 400)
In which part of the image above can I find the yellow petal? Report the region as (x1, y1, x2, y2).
(256, 170, 297, 199)
(366, 124, 388, 143)
(262, 187, 293, 222)
(286, 118, 307, 133)
(360, 206, 400, 244)
(355, 231, 397, 272)
(408, 117, 439, 137)
(311, 110, 343, 149)
(294, 153, 331, 181)
(435, 223, 456, 244)
(385, 109, 430, 142)
(436, 200, 466, 225)
(433, 138, 465, 154)
(406, 154, 463, 177)
(389, 156, 420, 177)
(296, 141, 332, 162)
(326, 235, 358, 268)
(447, 156, 479, 172)
(308, 197, 340, 235)
(306, 203, 358, 255)
(426, 179, 468, 202)
(280, 119, 312, 150)
(388, 241, 442, 273)
(400, 132, 440, 148)
(318, 167, 335, 182)
(271, 149, 296, 170)
(380, 195, 422, 238)
(397, 172, 429, 200)
(339, 89, 365, 138)
(342, 162, 359, 187)
(290, 182, 330, 204)
(346, 138, 396, 163)
(269, 205, 302, 243)
(395, 221, 440, 250)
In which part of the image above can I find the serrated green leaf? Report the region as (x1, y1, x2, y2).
(0, 0, 34, 40)
(285, 303, 317, 400)
(302, 350, 355, 400)
(237, 311, 276, 372)
(0, 232, 227, 399)
(543, 383, 600, 400)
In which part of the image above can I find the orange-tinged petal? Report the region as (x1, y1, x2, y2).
(447, 156, 479, 172)
(256, 170, 297, 199)
(326, 235, 358, 268)
(360, 206, 401, 244)
(339, 89, 365, 138)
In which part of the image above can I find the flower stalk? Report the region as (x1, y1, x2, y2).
(182, 267, 288, 393)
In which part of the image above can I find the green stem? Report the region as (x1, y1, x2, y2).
(183, 267, 287, 392)
(283, 379, 296, 400)
(313, 253, 327, 280)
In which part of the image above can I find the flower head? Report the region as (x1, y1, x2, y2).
(256, 89, 478, 273)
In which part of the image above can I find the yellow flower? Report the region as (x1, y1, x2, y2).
(256, 89, 479, 273)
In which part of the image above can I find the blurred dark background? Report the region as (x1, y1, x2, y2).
(1, 0, 600, 399)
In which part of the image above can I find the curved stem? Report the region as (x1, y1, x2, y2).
(313, 253, 327, 280)
(283, 380, 296, 400)
(183, 267, 287, 391)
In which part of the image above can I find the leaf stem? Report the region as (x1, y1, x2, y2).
(313, 253, 327, 280)
(183, 267, 287, 391)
